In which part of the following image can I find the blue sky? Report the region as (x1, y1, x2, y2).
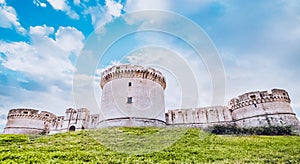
(1, 0, 300, 129)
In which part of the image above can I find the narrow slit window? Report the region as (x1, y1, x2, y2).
(129, 82, 132, 86)
(127, 97, 132, 104)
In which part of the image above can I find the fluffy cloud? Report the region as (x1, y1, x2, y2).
(0, 25, 84, 114)
(213, 0, 300, 118)
(73, 0, 80, 6)
(122, 44, 212, 110)
(84, 4, 111, 33)
(106, 0, 123, 17)
(55, 26, 85, 54)
(46, 0, 79, 19)
(84, 0, 123, 33)
(33, 0, 47, 8)
(124, 0, 171, 12)
(123, 0, 215, 15)
(1, 25, 84, 79)
(0, 2, 26, 34)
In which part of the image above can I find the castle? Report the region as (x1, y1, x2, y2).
(3, 65, 300, 134)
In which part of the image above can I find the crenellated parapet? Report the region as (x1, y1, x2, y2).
(228, 89, 291, 110)
(7, 108, 56, 122)
(100, 65, 166, 90)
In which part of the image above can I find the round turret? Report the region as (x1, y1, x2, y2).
(228, 89, 300, 128)
(99, 65, 166, 127)
(3, 108, 56, 134)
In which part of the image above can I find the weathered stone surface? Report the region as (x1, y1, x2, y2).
(229, 89, 299, 128)
(166, 106, 233, 128)
(97, 117, 166, 128)
(3, 109, 56, 134)
(3, 65, 300, 134)
(99, 65, 166, 127)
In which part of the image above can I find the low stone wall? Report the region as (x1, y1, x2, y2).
(97, 117, 166, 128)
(166, 106, 232, 125)
(234, 113, 300, 128)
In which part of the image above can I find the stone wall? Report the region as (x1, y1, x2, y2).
(3, 109, 56, 134)
(166, 106, 232, 128)
(97, 117, 166, 128)
(3, 80, 300, 134)
(229, 89, 300, 128)
(167, 89, 300, 130)
(63, 108, 90, 131)
(87, 114, 99, 129)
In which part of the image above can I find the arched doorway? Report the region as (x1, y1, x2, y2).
(69, 125, 76, 131)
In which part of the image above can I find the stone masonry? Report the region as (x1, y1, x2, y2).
(3, 65, 300, 134)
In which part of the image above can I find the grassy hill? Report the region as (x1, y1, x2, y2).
(0, 127, 299, 163)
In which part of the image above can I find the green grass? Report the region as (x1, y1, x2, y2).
(0, 127, 300, 163)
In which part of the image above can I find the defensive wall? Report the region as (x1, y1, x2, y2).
(2, 64, 300, 134)
(166, 89, 300, 130)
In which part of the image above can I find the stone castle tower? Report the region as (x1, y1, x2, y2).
(99, 65, 166, 127)
(228, 89, 300, 128)
(3, 109, 56, 134)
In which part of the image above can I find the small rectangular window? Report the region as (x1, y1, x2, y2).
(23, 111, 28, 114)
(129, 82, 132, 86)
(127, 97, 132, 104)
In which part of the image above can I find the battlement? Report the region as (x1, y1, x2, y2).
(228, 89, 290, 110)
(100, 65, 166, 89)
(7, 108, 56, 122)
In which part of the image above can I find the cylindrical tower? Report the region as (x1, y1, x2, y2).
(99, 65, 166, 127)
(3, 108, 56, 134)
(228, 89, 300, 128)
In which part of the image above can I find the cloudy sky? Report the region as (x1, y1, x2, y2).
(1, 0, 300, 130)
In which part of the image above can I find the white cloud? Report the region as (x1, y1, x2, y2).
(29, 24, 54, 36)
(0, 85, 75, 116)
(84, 4, 111, 33)
(0, 3, 26, 34)
(72, 73, 102, 113)
(55, 26, 85, 54)
(83, 0, 123, 33)
(33, 0, 47, 8)
(124, 0, 171, 12)
(213, 1, 300, 119)
(124, 46, 212, 110)
(105, 0, 123, 17)
(0, 25, 85, 114)
(73, 0, 80, 6)
(123, 0, 214, 15)
(0, 0, 5, 5)
(47, 0, 79, 19)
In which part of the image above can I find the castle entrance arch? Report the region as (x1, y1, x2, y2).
(69, 125, 76, 131)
